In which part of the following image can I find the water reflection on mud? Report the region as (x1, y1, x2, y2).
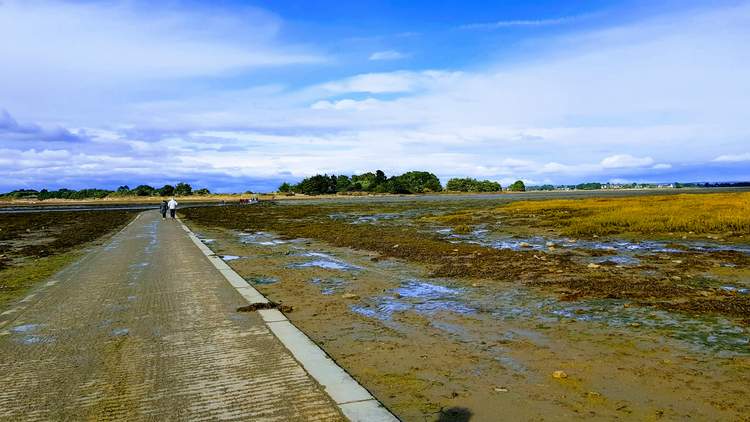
(352, 277, 750, 355)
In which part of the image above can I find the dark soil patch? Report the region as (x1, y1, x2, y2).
(237, 301, 294, 313)
(0, 210, 136, 260)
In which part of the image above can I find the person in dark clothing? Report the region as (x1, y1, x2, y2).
(159, 200, 168, 219)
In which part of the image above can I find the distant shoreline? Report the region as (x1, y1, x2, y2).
(2, 186, 749, 209)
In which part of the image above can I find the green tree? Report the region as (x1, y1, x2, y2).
(132, 185, 157, 196)
(194, 188, 210, 195)
(158, 184, 175, 196)
(446, 178, 501, 192)
(278, 182, 292, 193)
(336, 175, 351, 192)
(391, 171, 442, 193)
(296, 174, 336, 195)
(351, 172, 377, 191)
(112, 185, 131, 196)
(575, 182, 602, 190)
(174, 182, 193, 196)
(508, 180, 526, 192)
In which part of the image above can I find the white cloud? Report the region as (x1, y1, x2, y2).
(460, 14, 595, 30)
(652, 163, 672, 169)
(369, 50, 408, 61)
(0, 0, 324, 123)
(319, 70, 461, 94)
(713, 153, 750, 162)
(310, 98, 382, 111)
(600, 154, 654, 169)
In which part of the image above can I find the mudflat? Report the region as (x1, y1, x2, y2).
(182, 191, 750, 421)
(0, 210, 137, 306)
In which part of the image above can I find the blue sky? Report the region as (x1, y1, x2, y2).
(1, 0, 749, 192)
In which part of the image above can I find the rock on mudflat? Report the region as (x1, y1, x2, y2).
(342, 293, 360, 300)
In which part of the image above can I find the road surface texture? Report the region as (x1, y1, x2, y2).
(0, 211, 345, 421)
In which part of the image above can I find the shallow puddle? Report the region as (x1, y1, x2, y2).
(309, 277, 346, 295)
(111, 328, 129, 337)
(352, 279, 475, 321)
(288, 251, 361, 271)
(11, 323, 40, 334)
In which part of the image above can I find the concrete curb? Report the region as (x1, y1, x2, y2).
(178, 220, 399, 422)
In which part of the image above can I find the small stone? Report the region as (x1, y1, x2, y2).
(552, 370, 568, 379)
(587, 263, 601, 269)
(629, 322, 641, 328)
(546, 241, 555, 247)
(392, 244, 400, 249)
(342, 293, 360, 300)
(672, 260, 682, 264)
(587, 391, 602, 399)
(671, 276, 681, 281)
(494, 387, 509, 393)
(519, 242, 531, 248)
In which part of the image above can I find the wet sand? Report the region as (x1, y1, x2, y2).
(188, 224, 750, 421)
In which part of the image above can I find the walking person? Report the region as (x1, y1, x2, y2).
(159, 200, 168, 219)
(168, 197, 178, 219)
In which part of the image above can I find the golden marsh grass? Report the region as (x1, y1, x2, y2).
(501, 192, 750, 236)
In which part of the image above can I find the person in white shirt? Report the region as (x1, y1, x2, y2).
(167, 198, 178, 219)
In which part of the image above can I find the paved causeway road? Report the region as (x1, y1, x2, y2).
(0, 211, 345, 421)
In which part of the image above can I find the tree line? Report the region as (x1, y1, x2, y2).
(0, 183, 210, 200)
(278, 171, 521, 195)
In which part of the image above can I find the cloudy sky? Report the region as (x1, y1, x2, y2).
(1, 0, 749, 192)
